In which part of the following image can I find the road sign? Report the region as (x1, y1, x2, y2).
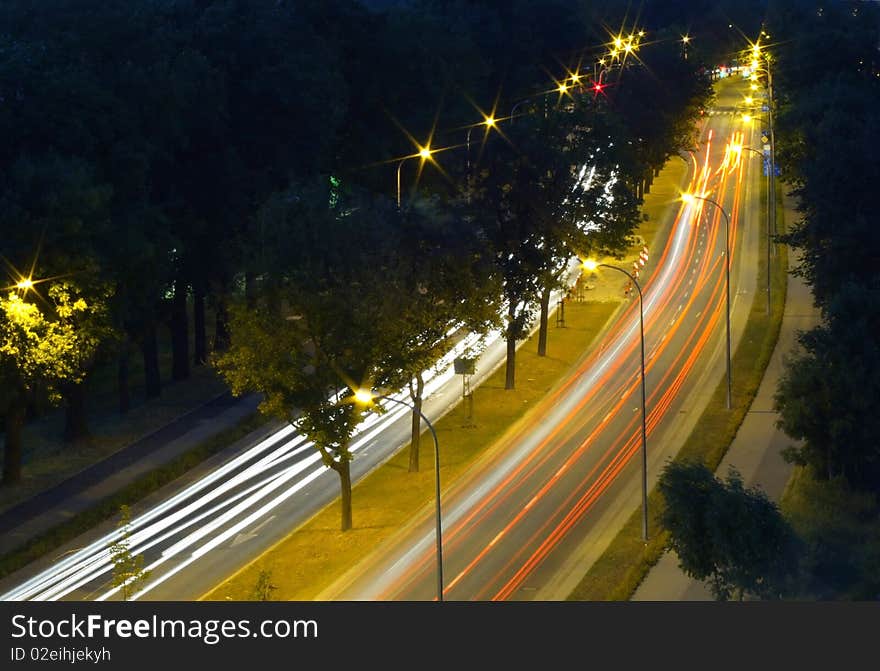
(454, 357, 475, 375)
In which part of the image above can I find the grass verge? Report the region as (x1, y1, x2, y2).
(0, 411, 269, 582)
(567, 180, 789, 601)
(203, 300, 619, 601)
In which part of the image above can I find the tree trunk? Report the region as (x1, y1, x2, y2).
(170, 276, 190, 381)
(118, 338, 131, 414)
(505, 302, 517, 390)
(408, 373, 425, 473)
(214, 284, 231, 353)
(63, 382, 89, 444)
(193, 283, 207, 366)
(335, 459, 353, 531)
(141, 320, 161, 399)
(3, 395, 26, 484)
(537, 286, 550, 357)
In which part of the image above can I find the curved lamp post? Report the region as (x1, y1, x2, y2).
(681, 192, 732, 410)
(582, 260, 648, 541)
(466, 115, 497, 178)
(397, 146, 433, 209)
(354, 389, 444, 601)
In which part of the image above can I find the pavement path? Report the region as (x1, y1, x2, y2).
(0, 392, 263, 556)
(632, 188, 820, 601)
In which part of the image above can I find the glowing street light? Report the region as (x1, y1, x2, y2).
(15, 278, 34, 292)
(681, 192, 732, 409)
(582, 259, 649, 541)
(742, 113, 752, 123)
(355, 388, 444, 601)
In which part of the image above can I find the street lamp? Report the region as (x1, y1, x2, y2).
(735, 144, 772, 315)
(681, 192, 732, 410)
(397, 146, 434, 209)
(354, 388, 444, 601)
(582, 259, 648, 542)
(15, 277, 33, 292)
(466, 114, 497, 176)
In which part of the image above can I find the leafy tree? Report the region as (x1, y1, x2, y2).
(0, 281, 111, 483)
(371, 195, 500, 471)
(215, 182, 393, 531)
(110, 504, 151, 601)
(775, 283, 880, 491)
(659, 460, 800, 600)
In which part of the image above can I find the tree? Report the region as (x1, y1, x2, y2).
(215, 182, 393, 531)
(0, 281, 111, 484)
(775, 283, 880, 491)
(370, 196, 500, 471)
(462, 92, 639, 385)
(659, 460, 800, 600)
(110, 504, 151, 601)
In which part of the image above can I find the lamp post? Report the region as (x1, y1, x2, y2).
(466, 115, 497, 177)
(747, 53, 776, 258)
(397, 146, 433, 209)
(582, 260, 648, 542)
(354, 389, 443, 601)
(682, 193, 732, 410)
(738, 144, 772, 315)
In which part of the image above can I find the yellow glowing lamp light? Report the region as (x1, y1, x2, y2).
(750, 60, 760, 69)
(744, 96, 754, 105)
(751, 83, 759, 91)
(680, 192, 696, 204)
(682, 35, 691, 44)
(419, 146, 432, 160)
(582, 259, 598, 272)
(742, 113, 752, 122)
(750, 73, 759, 81)
(624, 42, 634, 53)
(570, 72, 581, 84)
(558, 82, 569, 93)
(484, 116, 496, 128)
(16, 277, 34, 291)
(614, 37, 623, 48)
(354, 389, 375, 405)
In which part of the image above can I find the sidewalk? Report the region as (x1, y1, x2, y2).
(632, 190, 820, 600)
(0, 392, 262, 556)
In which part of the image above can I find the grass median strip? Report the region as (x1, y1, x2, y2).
(567, 181, 789, 601)
(203, 300, 619, 601)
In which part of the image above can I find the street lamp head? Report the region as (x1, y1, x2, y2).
(557, 82, 569, 94)
(419, 146, 432, 160)
(750, 83, 759, 91)
(744, 96, 754, 105)
(742, 113, 752, 123)
(483, 115, 496, 128)
(680, 192, 696, 204)
(682, 35, 691, 44)
(353, 388, 375, 405)
(582, 258, 598, 272)
(15, 277, 34, 291)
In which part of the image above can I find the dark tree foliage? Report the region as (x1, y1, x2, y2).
(659, 460, 800, 600)
(775, 283, 880, 490)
